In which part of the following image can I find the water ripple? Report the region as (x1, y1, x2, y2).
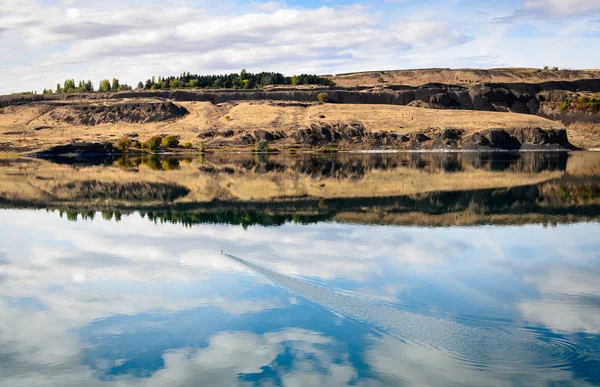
(223, 252, 587, 373)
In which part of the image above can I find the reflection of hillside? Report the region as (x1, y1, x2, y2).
(0, 152, 598, 227)
(33, 175, 600, 227)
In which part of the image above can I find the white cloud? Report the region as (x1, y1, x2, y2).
(518, 267, 600, 333)
(253, 1, 284, 12)
(492, 0, 600, 23)
(521, 0, 600, 18)
(365, 335, 593, 387)
(3, 0, 600, 94)
(0, 1, 473, 93)
(518, 299, 600, 334)
(392, 21, 471, 48)
(137, 329, 364, 387)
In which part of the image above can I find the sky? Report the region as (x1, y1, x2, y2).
(1, 0, 599, 94)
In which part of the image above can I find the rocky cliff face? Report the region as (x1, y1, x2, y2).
(48, 101, 188, 125)
(3, 79, 600, 114)
(200, 123, 575, 151)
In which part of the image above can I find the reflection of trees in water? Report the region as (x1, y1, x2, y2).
(112, 152, 569, 178)
(143, 210, 332, 229)
(114, 155, 181, 171)
(55, 208, 333, 228)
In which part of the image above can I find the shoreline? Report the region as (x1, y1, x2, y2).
(26, 147, 582, 161)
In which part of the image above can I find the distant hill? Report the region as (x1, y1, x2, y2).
(327, 68, 600, 87)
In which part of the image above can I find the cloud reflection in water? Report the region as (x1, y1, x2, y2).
(0, 210, 599, 386)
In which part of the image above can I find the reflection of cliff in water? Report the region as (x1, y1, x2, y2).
(110, 152, 569, 177)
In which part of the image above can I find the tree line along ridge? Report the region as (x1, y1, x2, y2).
(27, 69, 334, 95)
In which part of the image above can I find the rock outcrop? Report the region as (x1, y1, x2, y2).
(30, 142, 115, 157)
(48, 101, 188, 125)
(220, 123, 576, 151)
(3, 80, 600, 115)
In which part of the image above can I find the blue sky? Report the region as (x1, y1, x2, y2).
(1, 0, 599, 93)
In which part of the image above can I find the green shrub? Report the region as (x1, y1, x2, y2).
(143, 135, 162, 151)
(317, 92, 328, 103)
(224, 114, 231, 121)
(183, 141, 193, 149)
(256, 139, 269, 152)
(161, 135, 179, 148)
(114, 136, 132, 152)
(377, 75, 385, 83)
(199, 142, 206, 153)
(287, 147, 297, 154)
(562, 96, 600, 113)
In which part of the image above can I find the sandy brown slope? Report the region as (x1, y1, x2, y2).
(0, 99, 566, 155)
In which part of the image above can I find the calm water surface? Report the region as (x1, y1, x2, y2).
(0, 152, 599, 386)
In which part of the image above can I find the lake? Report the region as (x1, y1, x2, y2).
(0, 151, 599, 386)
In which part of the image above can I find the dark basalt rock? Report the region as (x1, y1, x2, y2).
(429, 93, 460, 107)
(240, 134, 255, 145)
(31, 142, 115, 157)
(198, 129, 217, 139)
(413, 133, 431, 143)
(221, 129, 235, 138)
(252, 130, 287, 142)
(254, 130, 275, 142)
(440, 129, 463, 140)
(339, 123, 366, 140)
(464, 132, 491, 147)
(50, 101, 189, 126)
(434, 129, 463, 147)
(291, 122, 370, 146)
(486, 129, 521, 149)
(460, 128, 574, 150)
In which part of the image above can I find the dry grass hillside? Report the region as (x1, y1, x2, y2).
(0, 99, 565, 154)
(563, 123, 600, 150)
(328, 68, 600, 87)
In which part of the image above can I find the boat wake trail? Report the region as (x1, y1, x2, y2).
(222, 252, 581, 371)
